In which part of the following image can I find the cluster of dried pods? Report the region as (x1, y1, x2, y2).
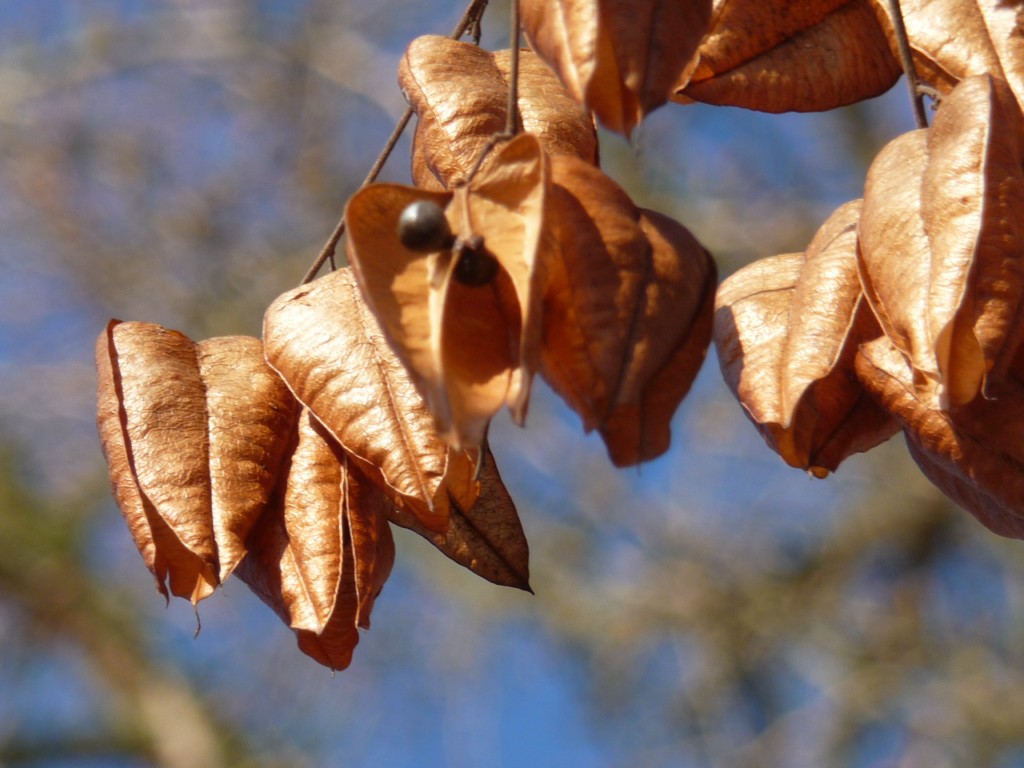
(349, 35, 716, 465)
(716, 70, 1024, 538)
(97, 302, 527, 670)
(97, 0, 1024, 669)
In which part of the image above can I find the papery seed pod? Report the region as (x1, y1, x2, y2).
(677, 0, 900, 112)
(520, 0, 712, 135)
(344, 134, 550, 450)
(399, 35, 597, 189)
(538, 155, 716, 466)
(715, 200, 899, 474)
(860, 75, 1024, 409)
(96, 322, 297, 602)
(263, 267, 480, 532)
(96, 321, 217, 604)
(198, 335, 298, 581)
(381, 444, 530, 591)
(856, 336, 1024, 539)
(234, 408, 396, 670)
(869, 0, 1024, 103)
(920, 74, 1024, 402)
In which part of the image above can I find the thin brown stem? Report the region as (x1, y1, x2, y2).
(505, 0, 521, 136)
(458, 1, 523, 187)
(463, 136, 502, 185)
(453, 0, 490, 41)
(886, 0, 928, 129)
(300, 109, 413, 284)
(300, 0, 491, 285)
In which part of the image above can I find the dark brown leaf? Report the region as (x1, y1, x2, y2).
(383, 446, 530, 591)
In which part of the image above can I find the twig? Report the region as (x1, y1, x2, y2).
(458, 1, 524, 186)
(462, 135, 503, 184)
(300, 109, 413, 284)
(453, 0, 490, 41)
(505, 0, 521, 136)
(886, 0, 928, 129)
(300, 0, 492, 285)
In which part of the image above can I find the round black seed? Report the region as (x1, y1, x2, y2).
(397, 200, 453, 252)
(454, 247, 499, 287)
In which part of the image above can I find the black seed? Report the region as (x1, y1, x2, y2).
(454, 246, 499, 287)
(397, 200, 453, 252)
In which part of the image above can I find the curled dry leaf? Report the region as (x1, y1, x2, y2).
(345, 451, 397, 629)
(399, 35, 597, 189)
(273, 409, 346, 635)
(96, 321, 216, 603)
(921, 74, 1024, 401)
(292, 533, 359, 673)
(234, 408, 396, 669)
(383, 445, 531, 591)
(263, 267, 479, 532)
(870, 0, 1024, 101)
(235, 506, 358, 672)
(541, 156, 652, 435)
(714, 201, 898, 475)
(520, 0, 712, 135)
(345, 134, 550, 450)
(447, 134, 550, 426)
(199, 336, 298, 581)
(96, 321, 296, 603)
(856, 336, 1024, 539)
(858, 128, 940, 400)
(539, 156, 716, 465)
(677, 0, 900, 112)
(596, 210, 716, 466)
(860, 76, 1024, 409)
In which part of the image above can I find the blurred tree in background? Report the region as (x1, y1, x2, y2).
(4, 2, 1024, 767)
